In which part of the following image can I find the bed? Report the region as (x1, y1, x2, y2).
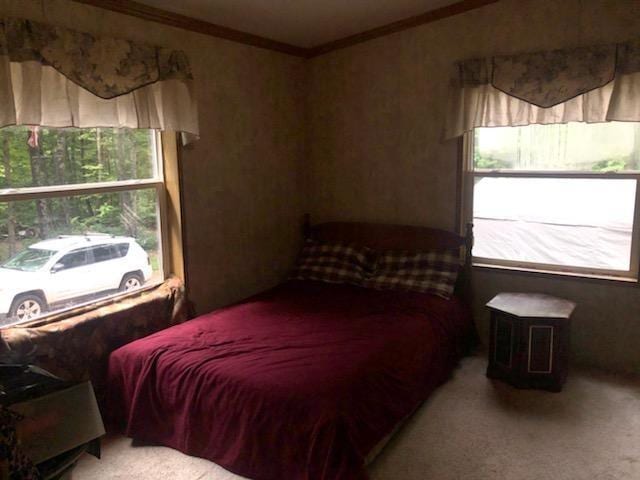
(107, 219, 476, 480)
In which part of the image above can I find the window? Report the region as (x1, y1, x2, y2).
(57, 248, 90, 271)
(92, 245, 116, 264)
(0, 126, 167, 326)
(464, 122, 640, 280)
(115, 243, 130, 258)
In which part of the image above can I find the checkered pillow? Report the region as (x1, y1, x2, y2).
(290, 240, 375, 285)
(363, 250, 460, 299)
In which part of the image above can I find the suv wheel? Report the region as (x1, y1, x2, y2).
(10, 294, 47, 322)
(119, 273, 143, 292)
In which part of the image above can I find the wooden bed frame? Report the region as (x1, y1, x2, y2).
(302, 214, 474, 302)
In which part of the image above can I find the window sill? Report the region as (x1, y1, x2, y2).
(0, 276, 188, 407)
(5, 280, 166, 330)
(473, 262, 639, 285)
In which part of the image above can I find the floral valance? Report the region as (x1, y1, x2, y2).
(0, 18, 199, 143)
(444, 38, 640, 140)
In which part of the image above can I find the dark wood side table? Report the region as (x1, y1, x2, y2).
(486, 293, 576, 392)
(1, 365, 104, 479)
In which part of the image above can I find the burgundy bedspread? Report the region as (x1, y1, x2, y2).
(107, 281, 474, 480)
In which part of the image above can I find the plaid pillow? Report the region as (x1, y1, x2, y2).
(290, 240, 375, 285)
(363, 250, 460, 299)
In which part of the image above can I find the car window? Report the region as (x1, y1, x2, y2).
(115, 243, 130, 257)
(57, 248, 90, 271)
(2, 248, 56, 272)
(92, 245, 115, 263)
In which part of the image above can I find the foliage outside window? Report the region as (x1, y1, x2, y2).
(467, 122, 640, 279)
(0, 126, 166, 326)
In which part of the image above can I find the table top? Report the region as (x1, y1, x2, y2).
(486, 292, 576, 319)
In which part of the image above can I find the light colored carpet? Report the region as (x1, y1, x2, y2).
(72, 356, 640, 480)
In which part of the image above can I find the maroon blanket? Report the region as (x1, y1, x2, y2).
(107, 281, 474, 480)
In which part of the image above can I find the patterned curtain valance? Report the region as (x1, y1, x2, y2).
(444, 38, 640, 140)
(0, 18, 199, 142)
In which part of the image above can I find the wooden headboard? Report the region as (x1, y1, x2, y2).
(302, 215, 474, 301)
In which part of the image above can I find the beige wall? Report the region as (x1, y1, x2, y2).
(307, 0, 640, 374)
(3, 0, 308, 316)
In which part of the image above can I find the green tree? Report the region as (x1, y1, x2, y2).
(0, 126, 159, 265)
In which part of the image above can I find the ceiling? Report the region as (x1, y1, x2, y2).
(135, 0, 461, 48)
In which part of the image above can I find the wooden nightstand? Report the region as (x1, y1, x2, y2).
(486, 292, 576, 392)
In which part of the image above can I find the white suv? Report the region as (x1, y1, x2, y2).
(0, 235, 153, 324)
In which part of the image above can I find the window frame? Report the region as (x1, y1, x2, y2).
(0, 128, 174, 323)
(461, 129, 640, 282)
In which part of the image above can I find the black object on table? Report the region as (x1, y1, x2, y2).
(0, 364, 70, 405)
(486, 292, 576, 392)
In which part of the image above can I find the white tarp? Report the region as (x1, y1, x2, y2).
(473, 177, 635, 271)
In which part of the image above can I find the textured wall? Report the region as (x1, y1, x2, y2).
(307, 0, 640, 373)
(2, 0, 308, 316)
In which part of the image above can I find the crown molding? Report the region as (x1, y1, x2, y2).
(71, 0, 499, 59)
(71, 0, 309, 57)
(306, 0, 500, 58)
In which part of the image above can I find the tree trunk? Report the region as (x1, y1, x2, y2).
(128, 130, 138, 236)
(54, 132, 71, 227)
(28, 136, 50, 239)
(2, 131, 16, 256)
(96, 127, 103, 181)
(115, 130, 133, 236)
(633, 123, 640, 170)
